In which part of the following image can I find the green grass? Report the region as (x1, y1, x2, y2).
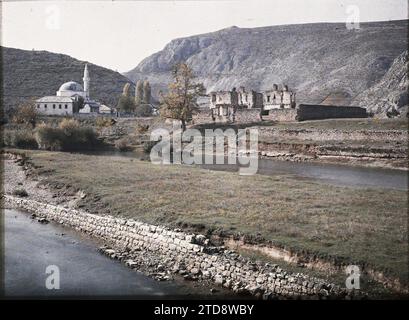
(8, 149, 408, 283)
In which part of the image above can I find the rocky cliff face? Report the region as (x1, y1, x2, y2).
(2, 47, 132, 112)
(353, 50, 408, 117)
(125, 20, 408, 108)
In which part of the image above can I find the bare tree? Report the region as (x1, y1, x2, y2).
(12, 99, 38, 128)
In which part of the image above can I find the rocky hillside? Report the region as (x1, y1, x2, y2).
(352, 50, 408, 117)
(125, 20, 408, 108)
(2, 47, 132, 112)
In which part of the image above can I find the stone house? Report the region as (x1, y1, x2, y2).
(237, 86, 264, 109)
(263, 84, 296, 110)
(207, 87, 262, 124)
(209, 89, 239, 122)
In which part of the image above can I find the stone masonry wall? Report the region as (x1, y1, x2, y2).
(297, 104, 367, 121)
(191, 109, 213, 125)
(4, 195, 346, 299)
(263, 109, 298, 122)
(234, 108, 262, 124)
(192, 108, 261, 125)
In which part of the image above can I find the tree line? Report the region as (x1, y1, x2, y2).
(117, 80, 152, 116)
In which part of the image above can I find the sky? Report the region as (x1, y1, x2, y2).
(2, 0, 408, 72)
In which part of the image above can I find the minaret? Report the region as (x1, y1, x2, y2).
(83, 63, 90, 99)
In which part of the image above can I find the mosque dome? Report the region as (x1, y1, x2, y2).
(58, 81, 84, 92)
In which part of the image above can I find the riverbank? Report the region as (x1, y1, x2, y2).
(2, 150, 408, 297)
(5, 208, 227, 298)
(5, 195, 349, 299)
(193, 118, 408, 170)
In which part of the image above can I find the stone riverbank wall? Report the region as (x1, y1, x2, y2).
(4, 195, 348, 299)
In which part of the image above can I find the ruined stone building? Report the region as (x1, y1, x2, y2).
(192, 84, 366, 125)
(209, 88, 239, 123)
(206, 87, 263, 124)
(237, 87, 264, 109)
(263, 84, 296, 110)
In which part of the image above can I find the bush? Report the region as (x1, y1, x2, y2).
(12, 188, 28, 197)
(2, 129, 38, 149)
(96, 117, 116, 128)
(35, 120, 99, 151)
(115, 138, 132, 152)
(135, 124, 150, 134)
(134, 104, 152, 117)
(58, 118, 80, 132)
(35, 124, 64, 150)
(13, 130, 38, 149)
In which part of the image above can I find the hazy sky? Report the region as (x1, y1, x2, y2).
(2, 0, 407, 72)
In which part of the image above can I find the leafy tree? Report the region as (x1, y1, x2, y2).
(160, 63, 205, 131)
(122, 83, 132, 97)
(143, 80, 151, 104)
(117, 95, 136, 113)
(135, 80, 143, 105)
(117, 83, 136, 113)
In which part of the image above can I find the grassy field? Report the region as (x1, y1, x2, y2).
(7, 149, 408, 283)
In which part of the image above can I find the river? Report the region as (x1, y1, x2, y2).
(3, 208, 213, 298)
(80, 150, 408, 190)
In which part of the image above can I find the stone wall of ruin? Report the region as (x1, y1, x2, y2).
(263, 109, 298, 122)
(297, 104, 367, 121)
(234, 108, 262, 124)
(191, 109, 213, 125)
(5, 195, 346, 299)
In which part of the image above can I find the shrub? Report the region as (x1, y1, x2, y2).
(115, 138, 132, 152)
(12, 130, 38, 149)
(35, 121, 99, 151)
(135, 124, 150, 134)
(58, 118, 80, 132)
(12, 188, 28, 197)
(2, 129, 38, 149)
(96, 117, 116, 128)
(35, 124, 63, 150)
(134, 104, 152, 117)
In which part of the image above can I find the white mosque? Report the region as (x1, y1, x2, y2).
(36, 64, 111, 116)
